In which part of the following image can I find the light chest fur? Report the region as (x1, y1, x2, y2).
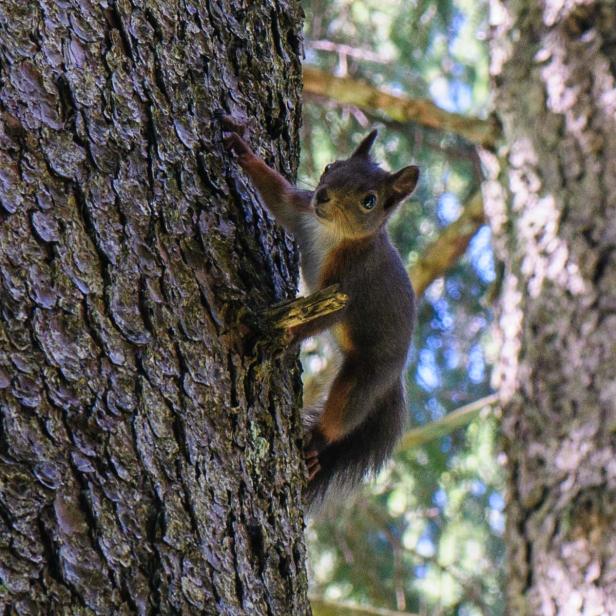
(295, 214, 356, 354)
(296, 214, 344, 293)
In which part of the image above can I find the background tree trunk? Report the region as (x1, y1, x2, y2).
(486, 1, 616, 613)
(0, 1, 310, 614)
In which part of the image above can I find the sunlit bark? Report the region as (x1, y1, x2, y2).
(487, 1, 616, 612)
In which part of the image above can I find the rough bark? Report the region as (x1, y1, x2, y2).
(486, 1, 616, 613)
(0, 1, 310, 614)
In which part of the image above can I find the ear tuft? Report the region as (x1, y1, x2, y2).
(383, 166, 419, 210)
(391, 165, 419, 197)
(351, 129, 378, 159)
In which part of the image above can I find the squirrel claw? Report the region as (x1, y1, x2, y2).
(304, 449, 321, 480)
(307, 464, 321, 481)
(223, 132, 253, 161)
(219, 113, 247, 136)
(218, 112, 253, 161)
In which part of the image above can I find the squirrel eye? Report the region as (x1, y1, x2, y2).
(362, 194, 377, 210)
(324, 163, 333, 173)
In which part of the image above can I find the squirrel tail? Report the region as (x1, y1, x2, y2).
(305, 382, 406, 508)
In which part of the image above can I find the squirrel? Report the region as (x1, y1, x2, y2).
(222, 116, 418, 506)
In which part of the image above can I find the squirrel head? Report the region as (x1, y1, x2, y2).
(312, 130, 419, 240)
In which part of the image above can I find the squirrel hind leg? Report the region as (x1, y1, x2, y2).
(305, 382, 406, 509)
(301, 401, 322, 431)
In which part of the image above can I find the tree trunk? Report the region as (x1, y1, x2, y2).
(0, 1, 310, 614)
(486, 1, 616, 613)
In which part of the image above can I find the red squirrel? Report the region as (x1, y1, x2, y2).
(222, 117, 418, 505)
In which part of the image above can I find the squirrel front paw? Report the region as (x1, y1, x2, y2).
(218, 112, 247, 135)
(223, 132, 254, 163)
(219, 113, 254, 163)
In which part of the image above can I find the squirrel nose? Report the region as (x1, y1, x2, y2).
(315, 188, 330, 204)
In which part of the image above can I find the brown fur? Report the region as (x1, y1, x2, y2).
(223, 118, 418, 506)
(318, 238, 371, 287)
(320, 371, 355, 441)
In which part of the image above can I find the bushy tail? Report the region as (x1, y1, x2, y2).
(305, 383, 406, 508)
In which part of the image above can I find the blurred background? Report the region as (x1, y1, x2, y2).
(298, 1, 505, 614)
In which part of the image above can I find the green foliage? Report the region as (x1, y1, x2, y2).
(301, 1, 504, 614)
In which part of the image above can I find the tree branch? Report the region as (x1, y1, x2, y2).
(397, 394, 498, 452)
(267, 284, 348, 332)
(307, 40, 391, 64)
(310, 597, 419, 616)
(408, 190, 485, 297)
(303, 66, 500, 148)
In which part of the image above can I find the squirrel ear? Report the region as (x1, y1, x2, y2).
(385, 166, 420, 209)
(351, 129, 378, 159)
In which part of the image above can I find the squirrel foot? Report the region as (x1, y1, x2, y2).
(304, 449, 321, 481)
